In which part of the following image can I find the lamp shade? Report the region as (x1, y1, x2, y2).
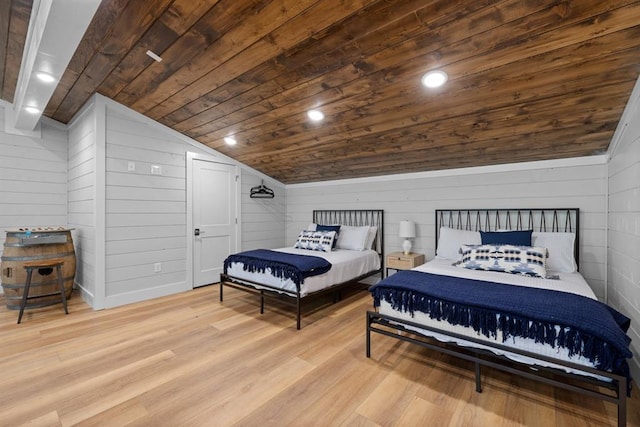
(398, 220, 416, 238)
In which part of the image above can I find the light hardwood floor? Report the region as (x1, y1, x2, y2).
(0, 285, 638, 426)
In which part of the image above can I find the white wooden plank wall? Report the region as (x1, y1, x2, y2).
(607, 103, 640, 381)
(286, 164, 608, 299)
(0, 105, 68, 293)
(105, 107, 193, 304)
(103, 105, 283, 306)
(67, 105, 96, 302)
(240, 173, 286, 251)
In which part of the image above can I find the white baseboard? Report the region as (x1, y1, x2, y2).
(104, 281, 187, 309)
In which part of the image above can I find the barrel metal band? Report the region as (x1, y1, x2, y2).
(3, 242, 70, 247)
(1, 275, 75, 289)
(0, 251, 75, 261)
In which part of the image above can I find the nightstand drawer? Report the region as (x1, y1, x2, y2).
(386, 256, 415, 270)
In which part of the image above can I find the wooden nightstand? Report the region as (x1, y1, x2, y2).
(385, 251, 425, 277)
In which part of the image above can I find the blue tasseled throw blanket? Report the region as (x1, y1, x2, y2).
(224, 249, 332, 289)
(370, 270, 633, 386)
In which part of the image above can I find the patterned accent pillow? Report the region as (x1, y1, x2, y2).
(294, 230, 337, 252)
(316, 224, 341, 249)
(455, 244, 548, 278)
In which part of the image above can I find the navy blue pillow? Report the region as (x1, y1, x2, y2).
(480, 230, 532, 246)
(316, 224, 341, 249)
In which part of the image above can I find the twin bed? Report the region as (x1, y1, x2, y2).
(220, 209, 384, 329)
(220, 207, 632, 425)
(367, 208, 633, 427)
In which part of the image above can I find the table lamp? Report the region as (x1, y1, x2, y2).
(399, 220, 416, 255)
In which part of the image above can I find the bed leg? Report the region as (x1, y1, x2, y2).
(366, 312, 371, 358)
(475, 361, 482, 393)
(219, 281, 224, 302)
(618, 378, 627, 427)
(260, 291, 264, 314)
(296, 295, 301, 330)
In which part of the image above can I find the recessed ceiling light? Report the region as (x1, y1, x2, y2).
(421, 70, 448, 88)
(35, 72, 55, 83)
(25, 106, 40, 114)
(307, 109, 324, 121)
(224, 136, 237, 146)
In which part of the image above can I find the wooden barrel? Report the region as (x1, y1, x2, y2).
(1, 228, 75, 310)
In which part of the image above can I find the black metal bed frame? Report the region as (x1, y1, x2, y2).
(366, 208, 629, 427)
(220, 209, 384, 329)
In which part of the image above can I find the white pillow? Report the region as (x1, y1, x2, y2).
(336, 225, 371, 251)
(364, 226, 378, 250)
(532, 231, 577, 273)
(436, 227, 481, 261)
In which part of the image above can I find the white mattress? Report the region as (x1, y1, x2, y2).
(226, 247, 381, 296)
(378, 258, 606, 379)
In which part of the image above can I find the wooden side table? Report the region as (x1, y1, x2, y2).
(385, 252, 425, 277)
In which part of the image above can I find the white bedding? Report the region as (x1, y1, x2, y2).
(226, 247, 381, 296)
(378, 258, 605, 378)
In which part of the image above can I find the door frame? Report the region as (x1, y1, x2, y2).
(186, 151, 241, 290)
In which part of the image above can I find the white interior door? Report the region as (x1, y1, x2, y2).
(192, 159, 238, 287)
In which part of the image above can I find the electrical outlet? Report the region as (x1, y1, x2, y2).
(127, 161, 135, 171)
(151, 165, 162, 175)
(154, 262, 162, 273)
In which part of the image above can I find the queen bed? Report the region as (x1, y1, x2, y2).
(366, 208, 633, 427)
(221, 209, 383, 329)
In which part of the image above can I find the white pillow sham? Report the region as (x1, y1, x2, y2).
(364, 226, 378, 250)
(436, 227, 481, 261)
(532, 231, 577, 273)
(336, 225, 371, 251)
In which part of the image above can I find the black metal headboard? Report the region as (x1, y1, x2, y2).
(435, 208, 580, 267)
(313, 209, 384, 260)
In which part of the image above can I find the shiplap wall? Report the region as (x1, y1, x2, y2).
(286, 162, 608, 299)
(105, 107, 190, 305)
(67, 103, 97, 305)
(0, 104, 68, 294)
(241, 173, 286, 251)
(103, 102, 285, 307)
(607, 94, 640, 381)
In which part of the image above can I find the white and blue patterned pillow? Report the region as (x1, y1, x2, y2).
(455, 244, 548, 278)
(294, 230, 337, 252)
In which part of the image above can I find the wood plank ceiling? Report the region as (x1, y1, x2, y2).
(2, 0, 640, 184)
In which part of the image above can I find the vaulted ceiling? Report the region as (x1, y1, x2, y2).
(2, 0, 640, 184)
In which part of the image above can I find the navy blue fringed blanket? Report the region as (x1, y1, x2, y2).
(224, 249, 332, 290)
(370, 270, 633, 389)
